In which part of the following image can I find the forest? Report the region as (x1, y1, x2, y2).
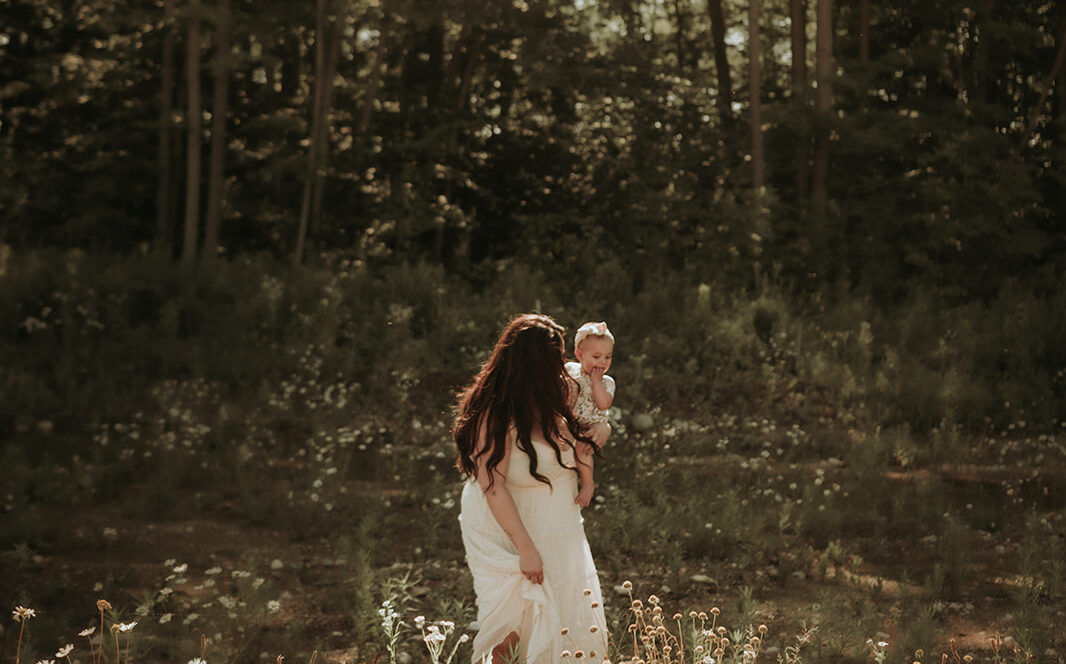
(2, 0, 1066, 663)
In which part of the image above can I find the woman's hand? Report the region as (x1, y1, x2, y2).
(518, 543, 544, 584)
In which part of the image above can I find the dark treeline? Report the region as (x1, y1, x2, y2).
(2, 0, 1065, 301)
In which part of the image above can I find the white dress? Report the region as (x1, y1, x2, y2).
(460, 432, 607, 664)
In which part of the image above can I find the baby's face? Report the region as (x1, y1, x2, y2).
(576, 336, 613, 375)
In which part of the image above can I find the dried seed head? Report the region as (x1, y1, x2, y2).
(717, 627, 727, 636)
(673, 613, 682, 621)
(652, 606, 663, 616)
(689, 611, 698, 619)
(78, 627, 96, 637)
(710, 607, 720, 616)
(622, 581, 633, 590)
(697, 612, 708, 621)
(97, 600, 112, 612)
(758, 625, 768, 635)
(663, 646, 672, 654)
(632, 600, 643, 609)
(648, 595, 660, 606)
(628, 624, 638, 633)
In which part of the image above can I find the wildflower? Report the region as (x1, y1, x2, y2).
(459, 635, 470, 644)
(267, 600, 281, 613)
(424, 631, 447, 644)
(188, 659, 207, 664)
(159, 613, 174, 624)
(621, 580, 632, 590)
(78, 627, 96, 637)
(12, 606, 36, 621)
(56, 645, 74, 657)
(36, 660, 56, 664)
(648, 595, 660, 606)
(710, 607, 720, 616)
(205, 566, 222, 575)
(631, 600, 643, 609)
(689, 611, 698, 618)
(97, 599, 112, 612)
(698, 612, 707, 621)
(758, 625, 768, 635)
(672, 613, 682, 621)
(414, 616, 426, 627)
(119, 622, 138, 632)
(173, 564, 188, 574)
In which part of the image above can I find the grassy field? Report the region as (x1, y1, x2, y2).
(2, 252, 1064, 664)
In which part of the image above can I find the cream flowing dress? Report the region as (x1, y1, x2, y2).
(460, 430, 607, 664)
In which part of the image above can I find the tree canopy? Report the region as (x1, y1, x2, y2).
(2, 0, 1063, 301)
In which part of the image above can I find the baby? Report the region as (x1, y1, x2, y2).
(566, 321, 615, 507)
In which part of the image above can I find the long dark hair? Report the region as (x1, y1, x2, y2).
(453, 313, 596, 490)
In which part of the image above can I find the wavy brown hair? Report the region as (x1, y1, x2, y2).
(453, 313, 596, 490)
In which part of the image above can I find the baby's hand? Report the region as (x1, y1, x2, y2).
(575, 484, 594, 507)
(589, 366, 606, 381)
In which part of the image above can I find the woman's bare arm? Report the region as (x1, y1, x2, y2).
(474, 423, 544, 584)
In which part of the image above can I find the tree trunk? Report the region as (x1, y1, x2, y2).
(294, 0, 333, 266)
(791, 0, 809, 199)
(811, 0, 832, 227)
(974, 0, 994, 104)
(203, 0, 232, 265)
(181, 0, 203, 267)
(1057, 4, 1066, 131)
(749, 0, 764, 191)
(672, 0, 689, 71)
(310, 19, 342, 238)
(859, 0, 869, 64)
(358, 15, 389, 138)
(1018, 26, 1066, 151)
(156, 0, 177, 251)
(707, 0, 733, 130)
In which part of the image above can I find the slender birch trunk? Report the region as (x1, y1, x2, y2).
(749, 0, 764, 191)
(203, 0, 232, 265)
(181, 0, 203, 267)
(156, 0, 177, 251)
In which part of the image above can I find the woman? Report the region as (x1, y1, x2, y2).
(454, 314, 607, 664)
